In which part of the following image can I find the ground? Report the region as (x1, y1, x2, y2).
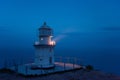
(0, 69, 120, 80)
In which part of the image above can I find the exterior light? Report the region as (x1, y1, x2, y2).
(49, 41, 56, 45)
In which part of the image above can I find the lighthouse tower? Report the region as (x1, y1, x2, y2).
(34, 22, 55, 68)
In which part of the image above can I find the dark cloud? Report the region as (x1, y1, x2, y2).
(102, 26, 120, 31)
(0, 26, 9, 31)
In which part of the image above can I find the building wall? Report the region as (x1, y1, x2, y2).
(35, 47, 54, 68)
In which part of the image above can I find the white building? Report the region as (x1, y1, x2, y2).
(34, 22, 55, 68)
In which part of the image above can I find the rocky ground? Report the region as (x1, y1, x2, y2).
(0, 69, 120, 80)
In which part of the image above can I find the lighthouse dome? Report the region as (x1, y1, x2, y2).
(39, 22, 53, 36)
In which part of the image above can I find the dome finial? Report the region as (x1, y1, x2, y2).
(40, 22, 50, 28)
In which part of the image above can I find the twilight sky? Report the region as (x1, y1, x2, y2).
(0, 0, 120, 74)
(0, 0, 120, 50)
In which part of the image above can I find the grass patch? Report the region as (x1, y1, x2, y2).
(0, 68, 15, 74)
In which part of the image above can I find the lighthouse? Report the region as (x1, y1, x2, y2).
(8, 22, 81, 75)
(34, 22, 55, 68)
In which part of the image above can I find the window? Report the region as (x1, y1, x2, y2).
(40, 58, 42, 61)
(41, 38, 43, 40)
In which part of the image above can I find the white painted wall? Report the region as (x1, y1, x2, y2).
(35, 47, 54, 68)
(39, 37, 51, 45)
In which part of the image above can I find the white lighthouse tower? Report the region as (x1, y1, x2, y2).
(34, 22, 55, 68)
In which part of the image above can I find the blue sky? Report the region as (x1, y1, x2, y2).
(0, 0, 120, 32)
(0, 0, 120, 74)
(0, 0, 120, 48)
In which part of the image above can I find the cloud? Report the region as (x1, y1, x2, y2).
(0, 26, 12, 31)
(102, 26, 120, 31)
(0, 26, 8, 32)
